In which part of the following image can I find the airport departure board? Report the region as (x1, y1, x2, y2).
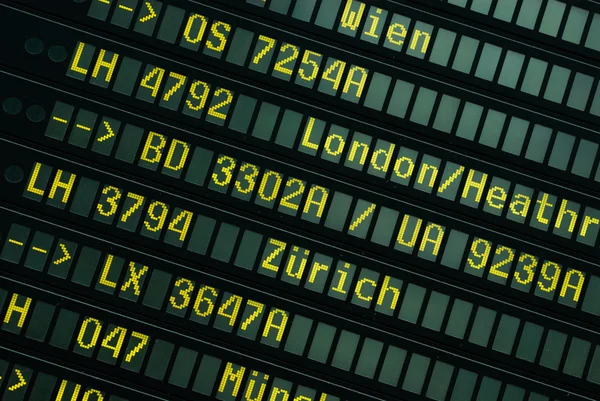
(0, 0, 599, 400)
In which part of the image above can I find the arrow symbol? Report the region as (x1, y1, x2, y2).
(8, 369, 26, 391)
(97, 120, 116, 142)
(53, 243, 71, 265)
(139, 2, 156, 23)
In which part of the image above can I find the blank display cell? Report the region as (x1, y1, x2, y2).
(525, 124, 552, 163)
(192, 355, 221, 395)
(331, 330, 360, 371)
(516, 322, 543, 362)
(588, 345, 600, 384)
(25, 301, 55, 342)
(269, 0, 290, 14)
(387, 80, 415, 119)
(440, 230, 469, 269)
(425, 361, 454, 400)
(502, 385, 526, 401)
(314, 0, 341, 29)
(228, 95, 257, 133)
(421, 291, 449, 331)
(445, 299, 473, 339)
(156, 6, 185, 44)
(364, 73, 392, 111)
(28, 372, 57, 401)
(450, 369, 477, 401)
(539, 330, 567, 370)
(470, 0, 492, 14)
(409, 87, 437, 126)
(210, 223, 240, 263)
(274, 109, 302, 148)
(456, 102, 483, 140)
(567, 73, 594, 111)
(370, 207, 399, 246)
(142, 270, 171, 310)
(233, 230, 262, 270)
(590, 86, 600, 117)
(284, 315, 313, 355)
(398, 284, 426, 324)
(476, 377, 501, 401)
(378, 346, 407, 386)
(324, 192, 353, 231)
(479, 109, 506, 148)
(502, 117, 529, 155)
(433, 95, 460, 133)
(307, 322, 336, 363)
(187, 215, 216, 255)
(585, 14, 600, 51)
(252, 102, 280, 141)
(168, 347, 198, 388)
(529, 393, 550, 401)
(226, 29, 254, 67)
(354, 338, 384, 379)
(582, 275, 600, 316)
(493, 0, 518, 21)
(539, 0, 566, 37)
(70, 247, 101, 287)
(491, 314, 520, 354)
